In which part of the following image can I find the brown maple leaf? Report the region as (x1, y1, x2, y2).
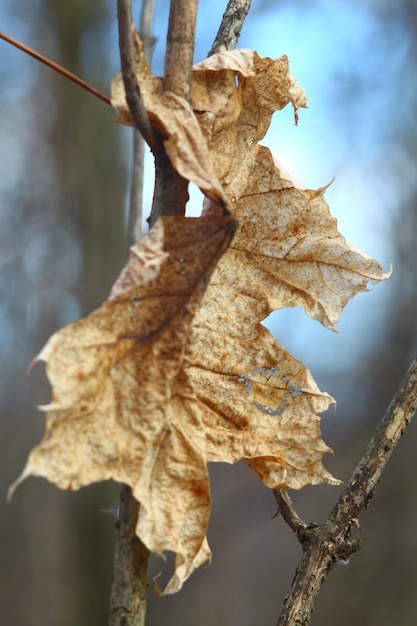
(12, 45, 390, 594)
(187, 49, 390, 489)
(10, 215, 236, 593)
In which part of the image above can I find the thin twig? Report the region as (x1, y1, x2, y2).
(273, 490, 311, 541)
(148, 0, 199, 228)
(276, 357, 417, 626)
(109, 486, 149, 626)
(330, 358, 417, 523)
(116, 0, 159, 153)
(0, 32, 111, 106)
(208, 0, 252, 57)
(127, 0, 156, 246)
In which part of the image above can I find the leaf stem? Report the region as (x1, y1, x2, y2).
(276, 356, 417, 626)
(0, 31, 111, 106)
(116, 0, 159, 153)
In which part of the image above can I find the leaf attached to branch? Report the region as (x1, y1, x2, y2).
(111, 37, 227, 208)
(14, 45, 391, 593)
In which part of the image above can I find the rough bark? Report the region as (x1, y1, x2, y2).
(208, 0, 252, 56)
(275, 356, 417, 626)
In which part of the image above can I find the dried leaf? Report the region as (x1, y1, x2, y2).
(14, 47, 391, 593)
(191, 49, 390, 330)
(187, 277, 338, 490)
(185, 49, 389, 488)
(192, 49, 307, 137)
(11, 215, 236, 594)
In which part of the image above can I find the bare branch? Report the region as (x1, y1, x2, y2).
(109, 486, 149, 626)
(139, 0, 156, 61)
(329, 356, 417, 524)
(110, 3, 158, 625)
(208, 0, 252, 56)
(273, 490, 311, 541)
(116, 0, 159, 153)
(148, 0, 199, 228)
(163, 0, 199, 101)
(127, 0, 156, 246)
(276, 357, 417, 626)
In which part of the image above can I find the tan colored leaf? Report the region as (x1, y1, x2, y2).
(11, 215, 236, 594)
(190, 49, 390, 329)
(183, 50, 389, 489)
(187, 274, 338, 491)
(192, 49, 307, 139)
(15, 48, 391, 594)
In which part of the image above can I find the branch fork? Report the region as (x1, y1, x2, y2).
(275, 356, 417, 625)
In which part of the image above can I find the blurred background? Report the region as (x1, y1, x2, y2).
(1, 0, 416, 624)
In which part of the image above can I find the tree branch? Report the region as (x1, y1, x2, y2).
(163, 0, 199, 101)
(148, 0, 199, 228)
(208, 0, 252, 56)
(127, 0, 156, 245)
(273, 490, 312, 543)
(111, 1, 200, 617)
(276, 356, 417, 626)
(148, 0, 252, 229)
(109, 486, 149, 626)
(116, 0, 159, 153)
(110, 3, 158, 625)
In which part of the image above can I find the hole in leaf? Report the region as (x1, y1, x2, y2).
(239, 365, 303, 416)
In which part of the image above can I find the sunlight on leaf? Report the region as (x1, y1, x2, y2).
(13, 43, 390, 593)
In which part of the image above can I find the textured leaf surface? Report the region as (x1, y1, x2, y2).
(12, 216, 236, 593)
(15, 47, 390, 593)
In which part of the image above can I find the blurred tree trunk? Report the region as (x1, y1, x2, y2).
(43, 0, 127, 310)
(2, 1, 127, 625)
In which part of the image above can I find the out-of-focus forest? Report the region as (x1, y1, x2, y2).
(1, 1, 416, 625)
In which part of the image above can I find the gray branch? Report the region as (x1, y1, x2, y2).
(109, 486, 149, 626)
(276, 356, 417, 626)
(208, 0, 252, 56)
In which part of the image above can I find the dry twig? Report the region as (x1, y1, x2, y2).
(110, 2, 159, 625)
(208, 0, 252, 56)
(109, 486, 149, 626)
(111, 2, 254, 623)
(0, 32, 111, 105)
(276, 356, 417, 626)
(116, 0, 159, 153)
(163, 0, 198, 101)
(148, 0, 199, 228)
